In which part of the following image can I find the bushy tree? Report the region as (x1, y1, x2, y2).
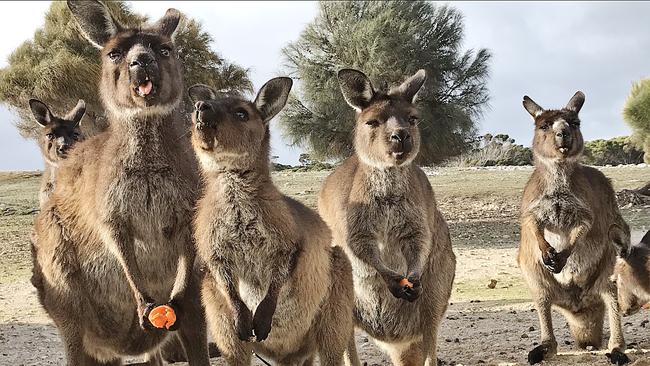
(281, 1, 491, 165)
(583, 137, 644, 166)
(623, 79, 650, 163)
(0, 1, 252, 139)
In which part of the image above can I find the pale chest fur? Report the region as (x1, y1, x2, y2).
(528, 168, 591, 232)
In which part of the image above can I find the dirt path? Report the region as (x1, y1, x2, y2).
(1, 282, 649, 366)
(1, 247, 649, 365)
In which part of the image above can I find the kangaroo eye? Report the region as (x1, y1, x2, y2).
(72, 133, 81, 140)
(540, 124, 549, 131)
(234, 109, 248, 121)
(46, 133, 55, 141)
(108, 50, 122, 62)
(408, 116, 419, 125)
(160, 47, 171, 57)
(365, 119, 379, 127)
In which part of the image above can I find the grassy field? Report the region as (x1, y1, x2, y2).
(1, 166, 649, 365)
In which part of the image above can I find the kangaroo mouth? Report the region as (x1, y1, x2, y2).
(392, 151, 406, 160)
(557, 145, 572, 155)
(390, 145, 412, 162)
(133, 76, 156, 98)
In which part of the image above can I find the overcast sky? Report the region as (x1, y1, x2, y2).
(1, 1, 648, 171)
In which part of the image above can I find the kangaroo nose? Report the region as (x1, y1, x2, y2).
(129, 54, 155, 69)
(58, 144, 69, 154)
(555, 129, 571, 138)
(390, 130, 410, 143)
(195, 101, 211, 112)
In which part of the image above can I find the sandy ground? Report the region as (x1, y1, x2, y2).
(1, 168, 649, 365)
(1, 248, 649, 366)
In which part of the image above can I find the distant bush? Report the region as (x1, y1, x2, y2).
(623, 78, 650, 163)
(583, 136, 644, 166)
(271, 153, 336, 172)
(445, 134, 533, 167)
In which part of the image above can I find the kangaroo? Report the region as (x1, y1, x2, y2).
(29, 99, 85, 208)
(188, 79, 357, 366)
(611, 228, 650, 316)
(28, 98, 85, 314)
(31, 1, 210, 364)
(518, 91, 630, 365)
(318, 69, 456, 366)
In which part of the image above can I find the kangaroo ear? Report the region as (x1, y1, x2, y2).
(67, 0, 121, 49)
(566, 91, 585, 113)
(394, 69, 426, 103)
(29, 99, 53, 127)
(153, 8, 181, 39)
(65, 100, 86, 126)
(254, 77, 293, 123)
(188, 84, 218, 103)
(338, 69, 375, 112)
(523, 96, 544, 118)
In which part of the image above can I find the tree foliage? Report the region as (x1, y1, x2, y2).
(280, 1, 491, 165)
(583, 136, 644, 166)
(0, 1, 252, 140)
(623, 79, 650, 163)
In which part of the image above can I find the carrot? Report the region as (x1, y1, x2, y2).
(148, 304, 177, 330)
(399, 278, 413, 289)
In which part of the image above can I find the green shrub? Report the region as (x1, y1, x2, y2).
(583, 136, 644, 166)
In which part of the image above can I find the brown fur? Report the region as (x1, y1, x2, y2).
(188, 80, 356, 365)
(31, 2, 210, 364)
(29, 99, 85, 208)
(318, 69, 456, 366)
(518, 92, 629, 364)
(28, 98, 85, 310)
(613, 230, 650, 316)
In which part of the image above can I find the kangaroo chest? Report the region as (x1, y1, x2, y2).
(216, 200, 270, 251)
(211, 194, 287, 284)
(363, 169, 416, 248)
(530, 169, 591, 232)
(536, 191, 585, 228)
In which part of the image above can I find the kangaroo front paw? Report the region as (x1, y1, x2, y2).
(253, 297, 276, 342)
(542, 247, 566, 274)
(138, 301, 157, 330)
(606, 349, 630, 365)
(235, 307, 254, 342)
(252, 309, 273, 342)
(385, 273, 420, 302)
(527, 341, 557, 365)
(402, 274, 422, 302)
(386, 276, 409, 301)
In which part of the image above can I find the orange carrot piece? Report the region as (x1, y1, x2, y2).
(399, 278, 413, 289)
(148, 304, 177, 330)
